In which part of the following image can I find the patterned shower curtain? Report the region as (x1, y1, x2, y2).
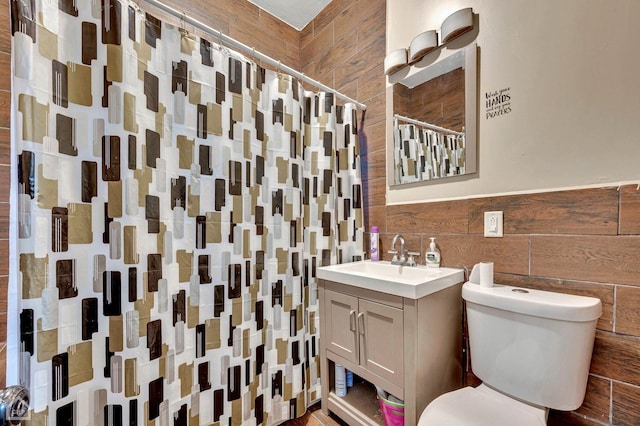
(394, 123, 465, 184)
(9, 0, 363, 424)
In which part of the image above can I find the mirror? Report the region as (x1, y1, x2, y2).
(388, 43, 477, 186)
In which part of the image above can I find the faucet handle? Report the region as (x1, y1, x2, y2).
(407, 251, 420, 267)
(387, 250, 398, 263)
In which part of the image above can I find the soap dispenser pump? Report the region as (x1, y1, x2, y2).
(426, 237, 441, 268)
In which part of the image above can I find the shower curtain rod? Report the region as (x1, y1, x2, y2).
(143, 0, 367, 110)
(394, 114, 464, 136)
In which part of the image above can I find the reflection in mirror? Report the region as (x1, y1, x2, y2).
(393, 114, 466, 184)
(391, 44, 477, 186)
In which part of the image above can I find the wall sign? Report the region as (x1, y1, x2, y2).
(485, 87, 511, 119)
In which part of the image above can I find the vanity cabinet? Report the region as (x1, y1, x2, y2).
(318, 279, 463, 426)
(324, 289, 405, 389)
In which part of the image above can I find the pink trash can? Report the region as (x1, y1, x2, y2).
(377, 392, 404, 426)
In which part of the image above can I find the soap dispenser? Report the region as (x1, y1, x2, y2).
(426, 237, 441, 268)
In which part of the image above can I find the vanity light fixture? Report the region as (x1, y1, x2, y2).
(384, 48, 408, 75)
(440, 7, 474, 44)
(385, 8, 474, 76)
(408, 30, 438, 64)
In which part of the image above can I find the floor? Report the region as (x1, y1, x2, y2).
(283, 403, 348, 426)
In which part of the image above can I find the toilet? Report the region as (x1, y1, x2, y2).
(418, 281, 602, 425)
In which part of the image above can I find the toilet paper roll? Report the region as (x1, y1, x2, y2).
(480, 261, 494, 288)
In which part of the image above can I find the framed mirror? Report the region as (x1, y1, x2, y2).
(387, 43, 477, 186)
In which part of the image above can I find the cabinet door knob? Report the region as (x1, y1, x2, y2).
(357, 312, 365, 335)
(349, 310, 357, 332)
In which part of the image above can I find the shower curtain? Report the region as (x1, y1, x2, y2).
(394, 123, 465, 184)
(9, 0, 363, 424)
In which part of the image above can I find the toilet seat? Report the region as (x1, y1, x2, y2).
(417, 384, 547, 426)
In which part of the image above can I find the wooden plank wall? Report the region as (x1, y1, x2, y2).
(300, 0, 389, 257)
(3, 1, 639, 425)
(381, 187, 640, 425)
(305, 3, 640, 424)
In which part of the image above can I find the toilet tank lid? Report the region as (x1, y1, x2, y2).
(462, 282, 602, 322)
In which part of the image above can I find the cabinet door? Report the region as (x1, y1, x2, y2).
(358, 299, 404, 388)
(324, 290, 359, 364)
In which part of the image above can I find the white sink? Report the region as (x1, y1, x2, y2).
(317, 260, 464, 299)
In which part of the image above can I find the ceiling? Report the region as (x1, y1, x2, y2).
(248, 0, 332, 30)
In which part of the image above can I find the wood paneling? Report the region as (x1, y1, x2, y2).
(157, 0, 300, 70)
(314, 30, 358, 77)
(360, 92, 386, 127)
(302, 22, 334, 65)
(548, 411, 606, 426)
(615, 286, 640, 336)
(549, 376, 610, 425)
(0, 344, 5, 389)
(531, 236, 640, 286)
(387, 200, 469, 235)
(0, 276, 6, 314)
(363, 149, 386, 182)
(342, 80, 359, 104)
(311, 0, 637, 424)
(300, 22, 315, 48)
(0, 312, 5, 346)
(223, 0, 260, 24)
(334, 35, 385, 90)
(435, 235, 529, 274)
(312, 0, 350, 32)
(591, 331, 640, 387)
(360, 120, 386, 155)
(0, 128, 9, 165)
(0, 203, 7, 240)
(354, 0, 386, 52)
(0, 0, 7, 17)
(0, 90, 10, 129)
(469, 188, 619, 235)
(0, 239, 7, 276)
(575, 375, 611, 423)
(620, 185, 640, 235)
(334, 0, 374, 42)
(612, 381, 640, 425)
(365, 205, 386, 234)
(5, 0, 636, 424)
(0, 18, 9, 55)
(363, 177, 386, 207)
(399, 68, 464, 132)
(258, 9, 300, 46)
(357, 64, 386, 104)
(0, 165, 11, 203)
(0, 53, 9, 91)
(493, 273, 614, 332)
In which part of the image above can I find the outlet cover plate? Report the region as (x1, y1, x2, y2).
(484, 211, 503, 237)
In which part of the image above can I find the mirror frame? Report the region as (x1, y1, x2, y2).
(386, 43, 478, 188)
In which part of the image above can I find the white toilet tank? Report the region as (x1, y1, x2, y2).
(462, 282, 602, 411)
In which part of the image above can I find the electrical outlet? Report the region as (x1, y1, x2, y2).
(484, 211, 503, 237)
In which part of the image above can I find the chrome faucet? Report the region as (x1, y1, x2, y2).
(389, 234, 420, 266)
(389, 234, 406, 265)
